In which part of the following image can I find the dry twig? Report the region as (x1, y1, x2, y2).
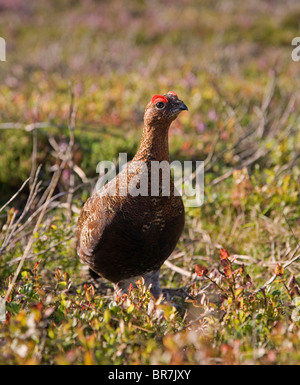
(0, 177, 30, 214)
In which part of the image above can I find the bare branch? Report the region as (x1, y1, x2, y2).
(0, 177, 30, 214)
(164, 260, 194, 278)
(4, 158, 68, 302)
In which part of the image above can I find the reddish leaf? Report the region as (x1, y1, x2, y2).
(195, 264, 208, 277)
(220, 258, 232, 277)
(220, 248, 230, 260)
(129, 283, 133, 293)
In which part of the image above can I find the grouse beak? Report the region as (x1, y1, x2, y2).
(179, 101, 188, 111)
(169, 99, 189, 118)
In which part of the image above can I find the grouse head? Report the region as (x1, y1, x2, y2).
(144, 91, 188, 129)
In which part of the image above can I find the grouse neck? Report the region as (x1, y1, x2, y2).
(134, 122, 170, 163)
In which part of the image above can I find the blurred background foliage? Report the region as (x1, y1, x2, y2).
(1, 0, 300, 203)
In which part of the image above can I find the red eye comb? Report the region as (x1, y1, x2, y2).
(168, 91, 178, 97)
(152, 95, 168, 104)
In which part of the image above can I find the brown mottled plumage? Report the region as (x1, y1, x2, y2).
(77, 92, 188, 297)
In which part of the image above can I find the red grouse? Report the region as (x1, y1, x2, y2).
(77, 92, 188, 297)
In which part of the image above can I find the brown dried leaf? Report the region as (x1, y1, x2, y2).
(195, 264, 208, 277)
(274, 263, 284, 276)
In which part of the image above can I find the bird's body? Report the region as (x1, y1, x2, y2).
(77, 92, 188, 297)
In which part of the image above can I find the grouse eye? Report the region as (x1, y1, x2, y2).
(156, 101, 165, 109)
